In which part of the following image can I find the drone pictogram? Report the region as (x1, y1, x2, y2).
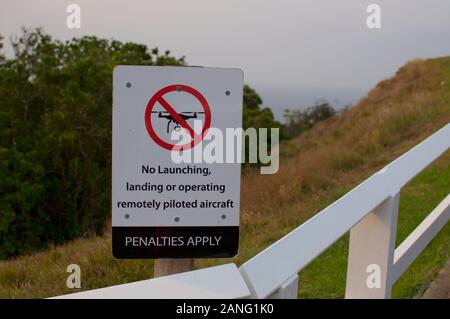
(151, 111, 205, 134)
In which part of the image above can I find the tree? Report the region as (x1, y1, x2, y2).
(307, 102, 336, 124)
(242, 84, 283, 132)
(243, 84, 262, 110)
(284, 101, 336, 138)
(0, 35, 4, 62)
(241, 84, 285, 166)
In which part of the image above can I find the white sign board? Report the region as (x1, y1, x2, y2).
(112, 66, 243, 258)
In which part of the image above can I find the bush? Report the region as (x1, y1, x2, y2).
(284, 101, 336, 138)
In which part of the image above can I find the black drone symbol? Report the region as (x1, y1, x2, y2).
(151, 111, 205, 134)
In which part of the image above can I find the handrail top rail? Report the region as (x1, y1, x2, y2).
(52, 263, 250, 299)
(239, 123, 450, 298)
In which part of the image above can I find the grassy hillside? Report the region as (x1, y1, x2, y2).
(1, 57, 450, 298)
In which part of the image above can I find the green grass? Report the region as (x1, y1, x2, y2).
(393, 154, 450, 298)
(297, 151, 450, 298)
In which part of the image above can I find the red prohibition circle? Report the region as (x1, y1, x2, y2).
(144, 84, 211, 151)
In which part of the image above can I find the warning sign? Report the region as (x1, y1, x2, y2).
(112, 66, 243, 259)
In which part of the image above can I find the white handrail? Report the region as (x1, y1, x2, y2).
(240, 172, 390, 298)
(240, 124, 450, 298)
(52, 263, 250, 299)
(392, 194, 450, 283)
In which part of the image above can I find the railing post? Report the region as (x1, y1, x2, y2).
(345, 192, 400, 298)
(154, 259, 193, 277)
(267, 275, 299, 299)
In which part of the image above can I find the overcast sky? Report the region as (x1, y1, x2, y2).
(1, 0, 450, 119)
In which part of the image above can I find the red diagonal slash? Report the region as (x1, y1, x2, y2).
(157, 96, 202, 141)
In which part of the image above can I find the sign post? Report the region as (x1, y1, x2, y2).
(153, 259, 193, 277)
(112, 66, 243, 276)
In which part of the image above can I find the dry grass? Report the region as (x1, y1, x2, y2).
(238, 59, 449, 233)
(1, 57, 450, 298)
